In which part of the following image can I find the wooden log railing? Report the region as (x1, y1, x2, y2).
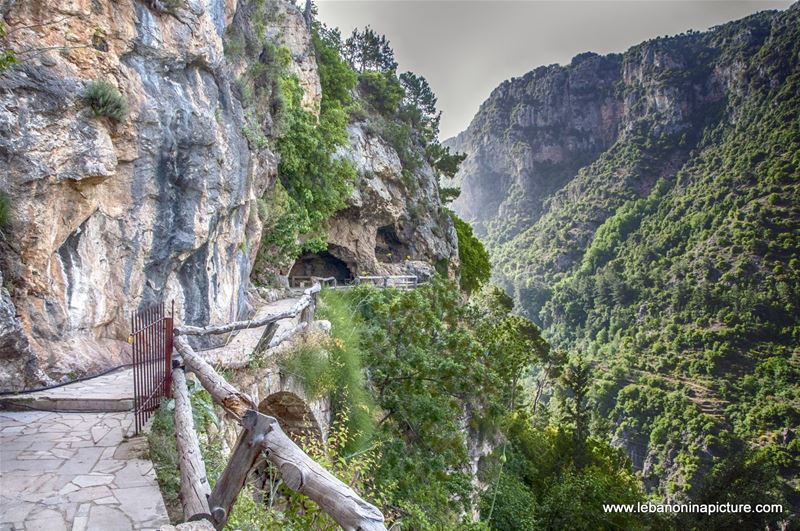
(176, 285, 320, 337)
(169, 284, 386, 530)
(289, 274, 421, 290)
(172, 366, 212, 520)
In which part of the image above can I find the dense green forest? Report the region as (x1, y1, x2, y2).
(449, 5, 800, 521)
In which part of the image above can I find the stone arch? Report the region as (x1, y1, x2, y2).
(289, 250, 354, 285)
(259, 391, 323, 443)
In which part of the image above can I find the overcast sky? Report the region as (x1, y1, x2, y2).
(315, 0, 793, 139)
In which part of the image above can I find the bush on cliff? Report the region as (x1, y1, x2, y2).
(0, 22, 17, 72)
(453, 213, 492, 294)
(359, 70, 404, 115)
(0, 191, 11, 230)
(84, 80, 128, 122)
(253, 24, 358, 273)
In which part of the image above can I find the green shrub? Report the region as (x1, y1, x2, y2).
(84, 80, 128, 122)
(318, 290, 377, 453)
(161, 0, 185, 14)
(358, 70, 404, 115)
(0, 191, 10, 229)
(0, 23, 17, 72)
(452, 213, 492, 294)
(276, 334, 336, 400)
(147, 401, 182, 523)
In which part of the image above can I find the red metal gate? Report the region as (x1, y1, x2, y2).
(131, 301, 174, 434)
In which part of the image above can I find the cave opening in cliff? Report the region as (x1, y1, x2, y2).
(289, 250, 353, 285)
(375, 225, 410, 263)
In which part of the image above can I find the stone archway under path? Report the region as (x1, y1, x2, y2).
(228, 368, 330, 445)
(258, 391, 323, 443)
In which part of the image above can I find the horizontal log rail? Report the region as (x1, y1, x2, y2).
(290, 275, 338, 288)
(289, 275, 421, 291)
(354, 275, 418, 289)
(175, 285, 320, 337)
(174, 336, 255, 418)
(169, 283, 386, 530)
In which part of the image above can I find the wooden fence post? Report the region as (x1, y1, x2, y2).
(207, 412, 274, 529)
(172, 367, 212, 521)
(250, 410, 386, 531)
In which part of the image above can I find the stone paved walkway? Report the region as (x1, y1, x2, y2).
(0, 369, 134, 412)
(0, 410, 169, 530)
(199, 295, 303, 367)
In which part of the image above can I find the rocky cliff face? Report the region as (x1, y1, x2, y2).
(446, 52, 624, 243)
(0, 0, 455, 391)
(445, 8, 782, 308)
(1, 0, 260, 391)
(323, 122, 458, 281)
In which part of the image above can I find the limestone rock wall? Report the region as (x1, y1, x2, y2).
(444, 25, 760, 246)
(445, 52, 624, 242)
(0, 0, 305, 391)
(0, 0, 457, 392)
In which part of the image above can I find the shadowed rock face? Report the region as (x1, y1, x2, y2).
(0, 0, 310, 391)
(259, 390, 323, 442)
(289, 251, 354, 283)
(325, 122, 459, 282)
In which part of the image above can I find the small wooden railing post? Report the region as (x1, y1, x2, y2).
(207, 412, 273, 529)
(172, 366, 212, 521)
(164, 302, 174, 398)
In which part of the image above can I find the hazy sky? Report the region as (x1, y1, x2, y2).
(315, 0, 793, 139)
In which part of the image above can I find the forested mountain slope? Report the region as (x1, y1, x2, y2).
(447, 3, 800, 506)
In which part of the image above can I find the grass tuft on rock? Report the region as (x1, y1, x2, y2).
(147, 400, 183, 523)
(85, 80, 128, 122)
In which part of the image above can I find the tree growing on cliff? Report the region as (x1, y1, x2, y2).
(343, 26, 397, 73)
(452, 214, 491, 294)
(358, 70, 405, 115)
(428, 143, 466, 204)
(399, 72, 439, 133)
(560, 359, 592, 470)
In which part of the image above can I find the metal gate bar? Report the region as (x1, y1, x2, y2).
(131, 301, 174, 434)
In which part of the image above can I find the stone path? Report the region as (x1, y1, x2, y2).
(0, 292, 313, 530)
(0, 410, 169, 530)
(0, 369, 134, 412)
(199, 295, 303, 367)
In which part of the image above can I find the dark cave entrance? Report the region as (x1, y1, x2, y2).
(289, 250, 354, 285)
(375, 224, 410, 264)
